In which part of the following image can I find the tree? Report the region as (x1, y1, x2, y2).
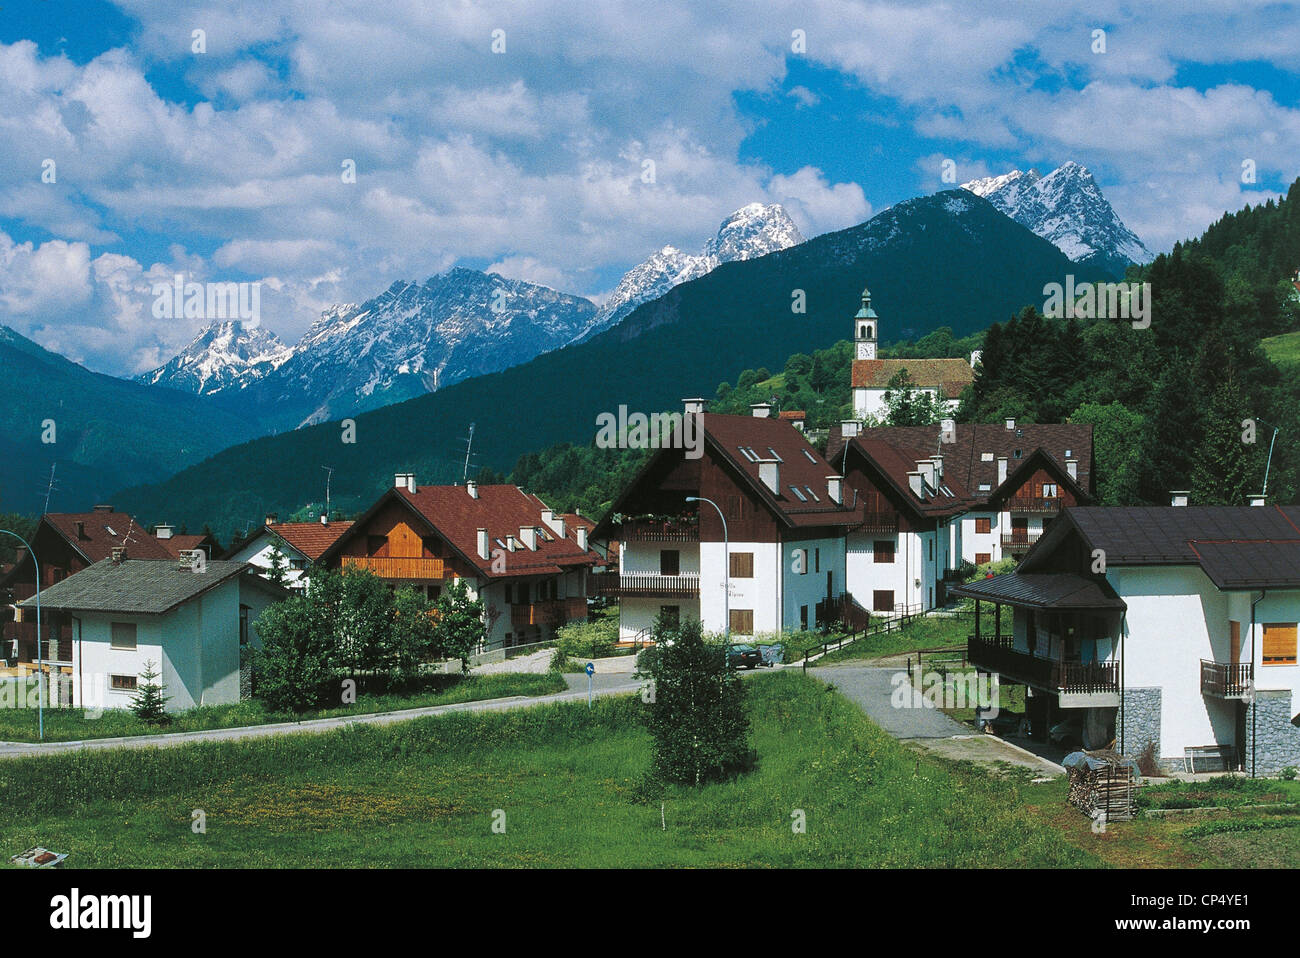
(637, 616, 750, 786)
(130, 660, 171, 725)
(265, 541, 290, 587)
(1068, 401, 1145, 506)
(881, 369, 948, 427)
(389, 587, 437, 684)
(433, 580, 486, 673)
(1191, 372, 1265, 505)
(252, 592, 336, 712)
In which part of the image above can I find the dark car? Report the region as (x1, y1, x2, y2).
(726, 644, 762, 669)
(757, 643, 784, 668)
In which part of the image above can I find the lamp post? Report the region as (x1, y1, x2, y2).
(1, 530, 42, 740)
(685, 497, 728, 664)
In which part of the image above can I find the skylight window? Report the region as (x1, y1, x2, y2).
(767, 448, 783, 462)
(789, 485, 807, 502)
(802, 449, 817, 463)
(1014, 449, 1023, 458)
(803, 486, 819, 501)
(981, 452, 993, 462)
(738, 446, 758, 462)
(979, 484, 992, 492)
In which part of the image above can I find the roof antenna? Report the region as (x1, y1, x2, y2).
(321, 466, 334, 519)
(41, 463, 57, 514)
(1256, 418, 1281, 497)
(460, 422, 477, 485)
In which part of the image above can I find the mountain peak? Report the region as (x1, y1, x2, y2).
(138, 319, 291, 395)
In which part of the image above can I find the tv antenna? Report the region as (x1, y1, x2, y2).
(1256, 417, 1282, 496)
(321, 466, 335, 519)
(459, 422, 478, 485)
(40, 463, 58, 514)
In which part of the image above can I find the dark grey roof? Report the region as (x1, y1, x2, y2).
(1191, 541, 1300, 589)
(1063, 505, 1300, 564)
(18, 558, 265, 615)
(950, 572, 1126, 611)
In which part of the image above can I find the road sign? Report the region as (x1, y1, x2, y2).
(585, 662, 595, 676)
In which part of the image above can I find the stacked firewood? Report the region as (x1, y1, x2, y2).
(1066, 750, 1139, 822)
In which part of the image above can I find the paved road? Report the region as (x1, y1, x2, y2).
(0, 679, 644, 760)
(808, 665, 971, 739)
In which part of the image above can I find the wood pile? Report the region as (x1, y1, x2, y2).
(1064, 749, 1139, 822)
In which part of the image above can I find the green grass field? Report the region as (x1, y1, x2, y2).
(814, 613, 984, 664)
(1263, 329, 1300, 373)
(0, 673, 566, 743)
(0, 671, 1100, 868)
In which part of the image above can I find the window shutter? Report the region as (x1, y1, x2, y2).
(1263, 623, 1297, 665)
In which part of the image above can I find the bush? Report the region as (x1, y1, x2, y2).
(556, 608, 619, 659)
(129, 660, 171, 726)
(1281, 766, 1298, 781)
(637, 616, 751, 786)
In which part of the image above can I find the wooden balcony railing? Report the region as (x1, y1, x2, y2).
(588, 572, 701, 597)
(620, 517, 700, 542)
(342, 555, 445, 579)
(1003, 497, 1063, 514)
(967, 634, 1119, 695)
(1201, 659, 1253, 698)
(856, 512, 899, 534)
(1000, 532, 1042, 553)
(511, 597, 588, 628)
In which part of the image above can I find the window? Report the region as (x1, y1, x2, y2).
(975, 517, 991, 534)
(800, 605, 809, 630)
(1014, 449, 1022, 459)
(802, 449, 817, 463)
(1042, 483, 1058, 498)
(290, 558, 308, 570)
(767, 448, 783, 462)
(978, 483, 991, 493)
(110, 622, 137, 651)
(239, 605, 250, 647)
(729, 609, 754, 634)
(1263, 623, 1298, 665)
(815, 548, 820, 573)
(981, 452, 993, 462)
(789, 485, 807, 502)
(660, 550, 680, 576)
(872, 590, 894, 613)
(873, 540, 895, 564)
(517, 583, 530, 604)
(110, 674, 137, 691)
(976, 553, 991, 565)
(729, 552, 754, 578)
(803, 486, 819, 501)
(726, 495, 743, 519)
(929, 538, 934, 560)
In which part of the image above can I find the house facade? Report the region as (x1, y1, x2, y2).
(318, 478, 602, 649)
(224, 516, 354, 590)
(592, 402, 860, 642)
(953, 504, 1300, 775)
(17, 556, 284, 712)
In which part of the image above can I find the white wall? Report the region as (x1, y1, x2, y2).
(846, 529, 936, 614)
(853, 387, 959, 421)
(227, 533, 311, 589)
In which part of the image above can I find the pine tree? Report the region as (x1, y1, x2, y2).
(130, 660, 172, 725)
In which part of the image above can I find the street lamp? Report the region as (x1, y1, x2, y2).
(684, 497, 729, 663)
(1, 530, 42, 740)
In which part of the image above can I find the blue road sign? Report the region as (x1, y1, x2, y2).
(585, 662, 595, 676)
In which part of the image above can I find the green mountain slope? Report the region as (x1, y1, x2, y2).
(112, 190, 1105, 538)
(0, 326, 260, 515)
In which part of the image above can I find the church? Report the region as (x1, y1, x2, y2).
(849, 287, 977, 421)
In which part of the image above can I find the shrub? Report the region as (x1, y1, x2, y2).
(1135, 740, 1163, 777)
(637, 616, 751, 786)
(1281, 766, 1298, 781)
(556, 608, 619, 659)
(129, 660, 171, 726)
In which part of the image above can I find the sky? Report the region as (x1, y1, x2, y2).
(0, 0, 1297, 377)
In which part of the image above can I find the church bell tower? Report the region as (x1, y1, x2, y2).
(854, 286, 877, 361)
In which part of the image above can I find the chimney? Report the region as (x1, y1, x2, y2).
(1249, 493, 1266, 507)
(757, 459, 780, 495)
(395, 473, 417, 493)
(929, 456, 943, 480)
(1005, 418, 1016, 431)
(576, 526, 589, 551)
(1170, 491, 1190, 507)
(826, 475, 843, 505)
(997, 457, 1008, 485)
(111, 546, 126, 563)
(1066, 459, 1078, 480)
(907, 471, 926, 500)
(970, 349, 982, 368)
(520, 526, 538, 550)
(320, 513, 329, 526)
(476, 528, 489, 560)
(155, 524, 174, 540)
(749, 402, 772, 418)
(841, 420, 861, 438)
(94, 504, 113, 513)
(466, 479, 478, 499)
(74, 521, 86, 540)
(264, 514, 277, 527)
(682, 397, 708, 417)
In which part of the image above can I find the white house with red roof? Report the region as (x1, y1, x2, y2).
(593, 401, 863, 643)
(318, 479, 603, 649)
(224, 515, 355, 590)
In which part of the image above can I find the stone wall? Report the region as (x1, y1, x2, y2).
(1120, 687, 1162, 766)
(1245, 690, 1300, 777)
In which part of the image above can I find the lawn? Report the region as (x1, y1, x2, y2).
(0, 671, 1099, 868)
(814, 612, 986, 665)
(0, 672, 566, 743)
(1263, 329, 1300, 374)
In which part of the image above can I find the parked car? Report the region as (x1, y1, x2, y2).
(1049, 715, 1084, 749)
(726, 644, 763, 669)
(757, 643, 784, 668)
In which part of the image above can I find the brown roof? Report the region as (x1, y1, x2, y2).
(562, 513, 596, 533)
(156, 534, 212, 559)
(324, 485, 603, 578)
(778, 410, 806, 421)
(845, 436, 971, 519)
(44, 511, 173, 563)
(269, 521, 354, 561)
(851, 358, 974, 397)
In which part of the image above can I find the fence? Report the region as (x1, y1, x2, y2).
(801, 605, 931, 671)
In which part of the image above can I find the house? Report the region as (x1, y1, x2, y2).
(591, 401, 864, 642)
(152, 525, 221, 560)
(825, 423, 970, 614)
(951, 502, 1300, 775)
(17, 555, 285, 712)
(833, 419, 1094, 568)
(0, 506, 173, 698)
(223, 515, 354, 589)
(317, 478, 603, 649)
(849, 287, 975, 420)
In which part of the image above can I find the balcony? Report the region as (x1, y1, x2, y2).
(857, 512, 899, 534)
(968, 634, 1120, 707)
(342, 555, 445, 579)
(1201, 659, 1253, 699)
(511, 596, 588, 628)
(620, 517, 700, 542)
(1000, 532, 1043, 555)
(588, 572, 701, 597)
(1003, 497, 1062, 514)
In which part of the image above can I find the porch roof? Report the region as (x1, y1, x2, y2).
(950, 572, 1126, 612)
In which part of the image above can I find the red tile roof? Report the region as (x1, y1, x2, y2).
(778, 410, 806, 421)
(851, 358, 974, 397)
(156, 534, 213, 559)
(269, 521, 354, 561)
(44, 511, 173, 562)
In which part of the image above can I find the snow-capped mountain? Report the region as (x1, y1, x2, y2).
(138, 321, 292, 395)
(962, 162, 1151, 277)
(248, 269, 594, 428)
(574, 202, 805, 342)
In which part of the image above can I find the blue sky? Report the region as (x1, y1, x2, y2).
(0, 0, 1297, 376)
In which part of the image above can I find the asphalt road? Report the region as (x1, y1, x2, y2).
(807, 665, 980, 739)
